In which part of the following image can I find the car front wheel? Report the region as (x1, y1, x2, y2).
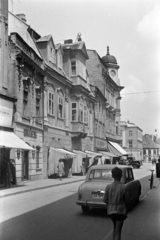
(81, 206, 90, 213)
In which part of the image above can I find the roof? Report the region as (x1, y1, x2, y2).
(102, 46, 117, 65)
(63, 41, 89, 59)
(36, 35, 52, 43)
(143, 135, 160, 149)
(9, 12, 42, 59)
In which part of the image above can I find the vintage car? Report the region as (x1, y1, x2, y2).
(76, 164, 141, 213)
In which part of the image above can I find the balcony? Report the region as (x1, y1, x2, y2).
(71, 121, 88, 138)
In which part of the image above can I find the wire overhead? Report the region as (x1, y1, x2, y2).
(121, 90, 160, 95)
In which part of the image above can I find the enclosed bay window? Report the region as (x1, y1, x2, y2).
(71, 102, 77, 121)
(48, 91, 54, 115)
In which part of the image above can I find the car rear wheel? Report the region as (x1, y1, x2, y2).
(81, 206, 89, 213)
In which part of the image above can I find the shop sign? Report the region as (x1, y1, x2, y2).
(24, 129, 37, 138)
(96, 138, 107, 149)
(0, 104, 13, 127)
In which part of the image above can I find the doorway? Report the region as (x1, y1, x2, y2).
(22, 150, 29, 180)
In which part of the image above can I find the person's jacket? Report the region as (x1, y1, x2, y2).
(103, 181, 127, 216)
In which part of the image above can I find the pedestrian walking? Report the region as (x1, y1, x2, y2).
(57, 159, 64, 180)
(4, 158, 12, 187)
(103, 167, 127, 240)
(156, 157, 160, 182)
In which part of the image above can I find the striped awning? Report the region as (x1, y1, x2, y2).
(108, 141, 128, 156)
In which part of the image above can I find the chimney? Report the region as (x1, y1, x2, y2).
(64, 39, 73, 44)
(16, 14, 26, 22)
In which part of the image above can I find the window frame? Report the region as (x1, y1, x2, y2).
(71, 102, 78, 122)
(71, 60, 76, 75)
(48, 91, 54, 116)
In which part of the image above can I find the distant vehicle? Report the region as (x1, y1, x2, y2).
(127, 157, 141, 169)
(76, 164, 141, 213)
(119, 159, 129, 165)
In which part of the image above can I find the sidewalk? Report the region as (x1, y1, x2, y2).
(0, 175, 86, 198)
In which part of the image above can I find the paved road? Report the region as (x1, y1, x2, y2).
(0, 163, 159, 240)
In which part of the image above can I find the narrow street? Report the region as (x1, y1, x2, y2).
(0, 164, 159, 240)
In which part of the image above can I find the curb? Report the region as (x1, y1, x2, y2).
(0, 178, 85, 199)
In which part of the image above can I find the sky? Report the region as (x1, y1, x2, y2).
(9, 0, 160, 137)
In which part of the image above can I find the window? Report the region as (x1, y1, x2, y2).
(84, 105, 88, 124)
(148, 149, 151, 155)
(64, 100, 69, 126)
(23, 90, 29, 116)
(36, 146, 41, 168)
(89, 112, 93, 134)
(116, 122, 118, 135)
(79, 103, 84, 122)
(95, 122, 98, 136)
(71, 102, 77, 121)
(48, 91, 54, 115)
(154, 149, 157, 155)
(129, 141, 133, 148)
(36, 91, 40, 118)
(129, 131, 132, 136)
(71, 60, 76, 75)
(58, 96, 64, 118)
(143, 149, 146, 155)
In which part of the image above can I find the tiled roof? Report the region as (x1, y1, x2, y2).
(143, 135, 160, 149)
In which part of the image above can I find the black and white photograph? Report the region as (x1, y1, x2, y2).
(0, 0, 160, 239)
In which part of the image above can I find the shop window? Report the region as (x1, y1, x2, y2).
(71, 60, 76, 75)
(48, 91, 54, 115)
(58, 96, 64, 119)
(72, 102, 77, 121)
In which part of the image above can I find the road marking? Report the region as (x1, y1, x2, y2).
(101, 230, 112, 240)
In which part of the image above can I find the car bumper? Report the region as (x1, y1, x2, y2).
(76, 200, 107, 208)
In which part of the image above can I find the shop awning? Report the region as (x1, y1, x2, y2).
(99, 151, 117, 157)
(85, 150, 102, 158)
(0, 130, 35, 150)
(50, 147, 77, 158)
(108, 141, 128, 156)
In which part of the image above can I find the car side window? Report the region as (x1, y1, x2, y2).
(126, 169, 134, 182)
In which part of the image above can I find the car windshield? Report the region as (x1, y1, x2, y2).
(89, 169, 113, 181)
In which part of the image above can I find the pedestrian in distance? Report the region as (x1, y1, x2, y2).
(156, 157, 160, 182)
(103, 167, 127, 240)
(4, 158, 12, 188)
(57, 159, 64, 180)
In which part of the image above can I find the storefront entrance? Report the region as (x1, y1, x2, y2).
(22, 150, 29, 180)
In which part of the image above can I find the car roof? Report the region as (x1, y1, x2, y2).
(89, 164, 131, 171)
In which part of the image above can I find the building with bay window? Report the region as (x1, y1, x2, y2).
(86, 47, 125, 156)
